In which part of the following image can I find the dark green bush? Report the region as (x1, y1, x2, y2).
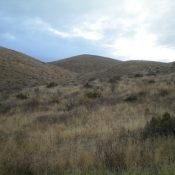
(159, 89, 169, 97)
(124, 95, 137, 102)
(46, 82, 58, 88)
(143, 112, 175, 139)
(85, 90, 102, 99)
(109, 76, 121, 83)
(16, 93, 28, 100)
(0, 103, 11, 114)
(134, 73, 143, 78)
(83, 82, 93, 88)
(147, 79, 155, 84)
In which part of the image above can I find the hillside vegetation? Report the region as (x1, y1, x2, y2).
(52, 55, 174, 82)
(0, 47, 75, 93)
(52, 54, 121, 74)
(0, 47, 175, 175)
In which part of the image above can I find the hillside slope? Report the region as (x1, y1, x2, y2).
(51, 54, 121, 74)
(52, 54, 174, 81)
(0, 47, 74, 92)
(95, 60, 175, 80)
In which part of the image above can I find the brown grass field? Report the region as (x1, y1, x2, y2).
(0, 47, 175, 175)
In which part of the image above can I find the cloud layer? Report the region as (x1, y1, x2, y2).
(0, 0, 175, 62)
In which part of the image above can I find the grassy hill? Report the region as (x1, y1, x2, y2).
(53, 54, 174, 82)
(51, 54, 121, 74)
(0, 47, 175, 175)
(1, 47, 173, 93)
(0, 47, 74, 92)
(95, 60, 174, 81)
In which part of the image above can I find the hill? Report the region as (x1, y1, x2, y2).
(0, 47, 74, 92)
(51, 54, 121, 74)
(1, 47, 174, 93)
(0, 47, 175, 175)
(52, 54, 174, 82)
(95, 60, 174, 81)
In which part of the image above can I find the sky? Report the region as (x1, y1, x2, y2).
(0, 0, 175, 62)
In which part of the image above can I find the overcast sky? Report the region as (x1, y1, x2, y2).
(0, 0, 175, 62)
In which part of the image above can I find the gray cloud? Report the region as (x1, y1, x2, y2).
(0, 0, 175, 62)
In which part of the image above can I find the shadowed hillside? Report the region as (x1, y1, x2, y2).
(53, 54, 175, 82)
(51, 54, 121, 74)
(95, 60, 175, 81)
(0, 47, 75, 92)
(1, 47, 174, 93)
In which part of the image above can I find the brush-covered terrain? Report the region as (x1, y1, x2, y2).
(0, 47, 175, 175)
(52, 54, 175, 82)
(0, 47, 75, 93)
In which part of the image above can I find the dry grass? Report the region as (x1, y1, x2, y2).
(52, 54, 175, 83)
(0, 72, 175, 175)
(0, 47, 75, 93)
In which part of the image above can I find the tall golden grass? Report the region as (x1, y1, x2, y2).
(0, 73, 175, 175)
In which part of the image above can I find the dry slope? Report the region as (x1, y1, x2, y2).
(0, 47, 74, 92)
(52, 54, 175, 81)
(51, 54, 121, 74)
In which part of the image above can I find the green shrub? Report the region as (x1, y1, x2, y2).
(143, 112, 175, 139)
(0, 103, 11, 114)
(147, 79, 155, 84)
(16, 93, 28, 100)
(85, 90, 102, 99)
(83, 82, 93, 88)
(124, 95, 137, 102)
(109, 76, 121, 83)
(159, 89, 169, 97)
(46, 82, 58, 88)
(88, 77, 96, 82)
(134, 73, 143, 78)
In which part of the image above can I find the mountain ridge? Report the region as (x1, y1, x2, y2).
(0, 46, 175, 92)
(52, 53, 175, 81)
